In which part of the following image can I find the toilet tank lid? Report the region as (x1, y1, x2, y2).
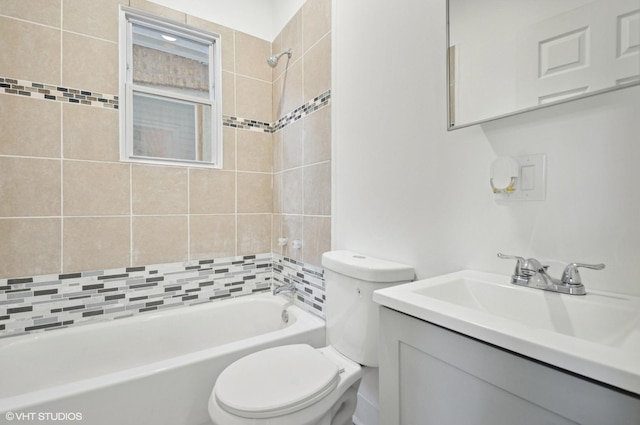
(322, 250, 414, 283)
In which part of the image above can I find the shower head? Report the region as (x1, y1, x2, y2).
(267, 49, 292, 68)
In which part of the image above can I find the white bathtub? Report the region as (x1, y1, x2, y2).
(0, 294, 326, 425)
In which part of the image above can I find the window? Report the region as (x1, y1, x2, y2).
(119, 8, 222, 167)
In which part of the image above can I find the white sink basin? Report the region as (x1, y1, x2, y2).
(373, 270, 640, 395)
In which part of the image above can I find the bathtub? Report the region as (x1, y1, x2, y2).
(0, 294, 326, 425)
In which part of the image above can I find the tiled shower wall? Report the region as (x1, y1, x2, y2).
(0, 0, 332, 282)
(272, 0, 332, 266)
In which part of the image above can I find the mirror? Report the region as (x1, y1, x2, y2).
(447, 0, 640, 130)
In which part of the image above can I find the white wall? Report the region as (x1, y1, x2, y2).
(332, 0, 640, 296)
(149, 0, 306, 41)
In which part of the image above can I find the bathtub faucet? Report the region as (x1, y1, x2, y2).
(273, 283, 297, 296)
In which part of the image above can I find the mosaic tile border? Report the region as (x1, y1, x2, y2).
(0, 77, 118, 109)
(272, 90, 332, 133)
(0, 253, 272, 338)
(0, 76, 330, 133)
(0, 253, 327, 338)
(273, 254, 326, 319)
(223, 89, 332, 134)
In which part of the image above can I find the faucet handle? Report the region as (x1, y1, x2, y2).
(561, 262, 605, 286)
(497, 253, 526, 276)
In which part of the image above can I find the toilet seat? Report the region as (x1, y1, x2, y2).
(214, 344, 341, 419)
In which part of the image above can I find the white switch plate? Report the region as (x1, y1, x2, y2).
(495, 153, 546, 202)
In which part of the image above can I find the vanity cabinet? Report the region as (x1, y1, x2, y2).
(378, 306, 640, 425)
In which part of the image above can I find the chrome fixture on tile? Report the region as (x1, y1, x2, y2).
(273, 282, 297, 296)
(497, 253, 604, 295)
(267, 48, 292, 67)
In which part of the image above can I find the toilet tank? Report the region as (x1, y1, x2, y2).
(322, 251, 414, 367)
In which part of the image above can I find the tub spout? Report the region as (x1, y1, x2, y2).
(273, 283, 297, 296)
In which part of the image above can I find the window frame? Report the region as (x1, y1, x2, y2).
(119, 7, 223, 168)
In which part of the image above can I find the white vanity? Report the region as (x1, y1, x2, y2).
(374, 270, 640, 424)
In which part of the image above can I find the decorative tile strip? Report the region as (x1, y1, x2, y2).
(0, 77, 118, 109)
(0, 76, 331, 134)
(222, 115, 272, 133)
(222, 89, 332, 134)
(0, 253, 273, 338)
(272, 90, 331, 133)
(272, 254, 326, 319)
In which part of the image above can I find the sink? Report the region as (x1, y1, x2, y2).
(373, 270, 640, 394)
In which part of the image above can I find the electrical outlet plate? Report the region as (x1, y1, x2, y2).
(495, 153, 546, 202)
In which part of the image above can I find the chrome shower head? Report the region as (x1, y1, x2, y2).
(267, 49, 292, 68)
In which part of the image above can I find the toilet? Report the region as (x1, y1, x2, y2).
(207, 250, 414, 425)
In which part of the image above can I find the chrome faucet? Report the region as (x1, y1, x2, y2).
(273, 283, 297, 296)
(497, 253, 604, 295)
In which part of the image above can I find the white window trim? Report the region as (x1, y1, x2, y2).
(119, 6, 223, 169)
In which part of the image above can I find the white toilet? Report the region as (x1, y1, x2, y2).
(208, 250, 414, 425)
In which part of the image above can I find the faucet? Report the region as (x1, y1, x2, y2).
(497, 253, 604, 295)
(273, 283, 297, 296)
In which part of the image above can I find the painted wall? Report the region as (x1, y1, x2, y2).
(148, 0, 306, 41)
(332, 0, 640, 296)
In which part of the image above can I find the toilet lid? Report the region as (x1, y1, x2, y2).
(214, 344, 340, 419)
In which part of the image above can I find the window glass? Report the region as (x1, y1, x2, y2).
(120, 8, 221, 167)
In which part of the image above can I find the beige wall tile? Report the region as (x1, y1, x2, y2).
(63, 104, 119, 161)
(273, 58, 303, 120)
(303, 0, 331, 52)
(0, 157, 61, 217)
(237, 130, 273, 172)
(304, 33, 331, 100)
(63, 161, 130, 216)
(0, 0, 61, 27)
(237, 173, 272, 213)
(63, 217, 130, 272)
(272, 172, 283, 214)
(304, 161, 331, 215)
(129, 0, 186, 23)
(271, 214, 283, 253)
(282, 119, 303, 170)
(0, 96, 61, 158)
(235, 31, 271, 82)
(186, 16, 235, 72)
(236, 75, 272, 123)
(272, 10, 302, 81)
(222, 71, 236, 116)
(189, 169, 235, 214)
(132, 215, 188, 265)
(303, 216, 330, 267)
(0, 17, 61, 84)
(0, 0, 333, 278)
(282, 168, 303, 214)
(132, 165, 188, 215)
(304, 106, 331, 165)
(273, 130, 283, 173)
(222, 127, 237, 171)
(237, 214, 271, 256)
(62, 32, 118, 95)
(282, 214, 303, 261)
(0, 218, 61, 278)
(63, 0, 124, 42)
(190, 214, 236, 259)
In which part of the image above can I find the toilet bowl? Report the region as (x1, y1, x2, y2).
(208, 345, 365, 425)
(208, 251, 414, 425)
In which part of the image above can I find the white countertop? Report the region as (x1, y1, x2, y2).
(374, 270, 640, 395)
